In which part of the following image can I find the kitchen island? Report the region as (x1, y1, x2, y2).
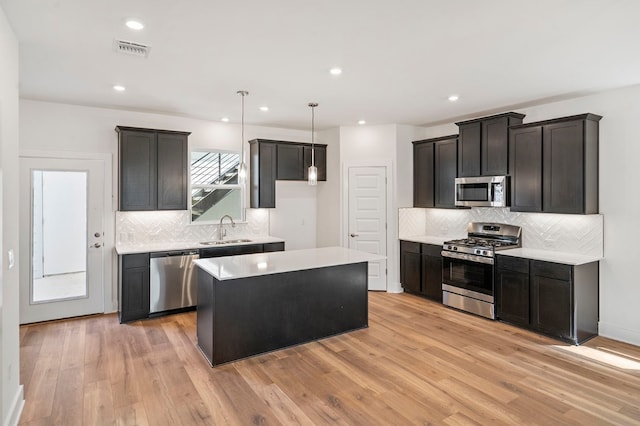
(194, 247, 383, 366)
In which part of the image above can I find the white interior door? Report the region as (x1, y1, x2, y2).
(348, 166, 387, 291)
(19, 157, 105, 324)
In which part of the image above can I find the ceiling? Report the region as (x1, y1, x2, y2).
(2, 0, 640, 130)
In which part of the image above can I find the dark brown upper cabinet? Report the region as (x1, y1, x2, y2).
(456, 112, 525, 177)
(509, 113, 601, 214)
(277, 143, 304, 180)
(413, 141, 435, 208)
(303, 145, 327, 181)
(412, 134, 458, 209)
(117, 126, 190, 211)
(509, 126, 543, 212)
(249, 139, 327, 208)
(250, 140, 277, 208)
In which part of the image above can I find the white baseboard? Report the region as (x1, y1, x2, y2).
(598, 321, 640, 346)
(3, 385, 24, 426)
(386, 283, 404, 294)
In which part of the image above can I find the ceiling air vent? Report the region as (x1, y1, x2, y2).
(113, 39, 151, 58)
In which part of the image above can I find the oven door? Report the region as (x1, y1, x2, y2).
(441, 252, 494, 302)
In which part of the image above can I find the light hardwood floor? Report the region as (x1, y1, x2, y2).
(19, 292, 640, 425)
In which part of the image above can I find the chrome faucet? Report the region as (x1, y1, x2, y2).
(218, 215, 236, 240)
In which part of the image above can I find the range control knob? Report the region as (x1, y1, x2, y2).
(453, 247, 458, 251)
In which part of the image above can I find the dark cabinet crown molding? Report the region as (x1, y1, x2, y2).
(116, 125, 191, 136)
(412, 134, 459, 145)
(454, 111, 526, 126)
(509, 113, 602, 130)
(248, 138, 327, 148)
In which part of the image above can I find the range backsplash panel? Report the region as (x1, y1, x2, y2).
(116, 209, 270, 246)
(399, 207, 603, 258)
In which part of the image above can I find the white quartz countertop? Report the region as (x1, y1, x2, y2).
(115, 236, 285, 255)
(498, 248, 601, 266)
(399, 235, 465, 246)
(400, 235, 601, 265)
(194, 246, 386, 281)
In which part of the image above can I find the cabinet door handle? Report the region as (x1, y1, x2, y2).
(350, 233, 359, 238)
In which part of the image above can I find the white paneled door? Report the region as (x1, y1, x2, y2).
(348, 166, 387, 291)
(19, 157, 105, 324)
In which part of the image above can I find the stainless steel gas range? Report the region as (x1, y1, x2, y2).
(441, 222, 521, 319)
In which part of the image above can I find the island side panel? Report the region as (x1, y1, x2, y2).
(212, 262, 368, 366)
(196, 268, 215, 365)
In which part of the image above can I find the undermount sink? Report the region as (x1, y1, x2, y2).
(199, 239, 253, 246)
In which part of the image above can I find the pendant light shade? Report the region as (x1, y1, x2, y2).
(237, 90, 249, 184)
(308, 102, 318, 186)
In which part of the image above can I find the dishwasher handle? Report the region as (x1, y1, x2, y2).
(150, 250, 199, 258)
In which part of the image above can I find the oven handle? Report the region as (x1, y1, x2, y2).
(441, 250, 494, 265)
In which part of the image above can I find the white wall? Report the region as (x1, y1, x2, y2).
(411, 85, 640, 346)
(316, 127, 341, 247)
(339, 124, 404, 292)
(270, 181, 317, 250)
(19, 100, 311, 314)
(0, 5, 23, 425)
(396, 125, 432, 208)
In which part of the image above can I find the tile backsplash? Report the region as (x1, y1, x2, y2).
(116, 209, 270, 246)
(399, 207, 604, 258)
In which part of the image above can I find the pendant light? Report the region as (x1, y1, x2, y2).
(237, 90, 249, 184)
(308, 102, 318, 186)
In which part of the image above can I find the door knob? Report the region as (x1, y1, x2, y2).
(91, 243, 102, 248)
(350, 233, 359, 238)
(94, 232, 102, 238)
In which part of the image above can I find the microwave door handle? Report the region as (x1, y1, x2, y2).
(489, 183, 494, 202)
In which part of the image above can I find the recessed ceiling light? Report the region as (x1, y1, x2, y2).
(358, 120, 366, 125)
(329, 67, 342, 76)
(259, 106, 269, 112)
(113, 85, 126, 92)
(448, 95, 459, 101)
(221, 117, 230, 122)
(126, 20, 144, 30)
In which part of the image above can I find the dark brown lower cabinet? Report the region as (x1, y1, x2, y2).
(496, 256, 529, 327)
(119, 253, 151, 323)
(421, 244, 443, 302)
(400, 240, 442, 302)
(400, 241, 421, 294)
(496, 255, 599, 344)
(262, 241, 286, 252)
(119, 242, 285, 323)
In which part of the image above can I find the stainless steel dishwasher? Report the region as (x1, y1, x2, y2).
(149, 250, 199, 314)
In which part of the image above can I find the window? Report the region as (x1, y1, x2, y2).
(190, 150, 243, 223)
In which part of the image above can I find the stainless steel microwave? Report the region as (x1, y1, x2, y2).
(455, 175, 509, 207)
